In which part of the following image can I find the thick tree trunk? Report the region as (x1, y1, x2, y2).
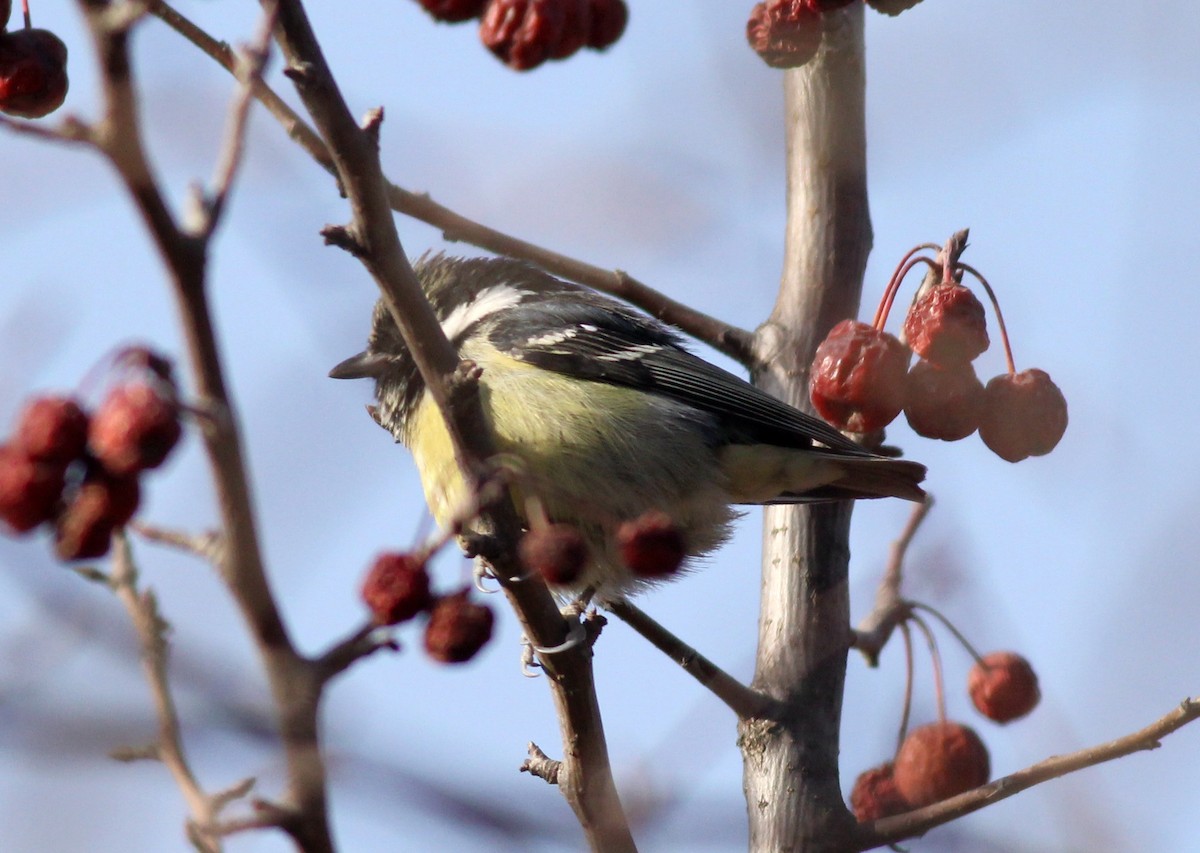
(742, 7, 871, 851)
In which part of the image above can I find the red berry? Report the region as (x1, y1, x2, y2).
(968, 651, 1040, 724)
(809, 319, 910, 433)
(978, 369, 1067, 462)
(865, 0, 923, 15)
(903, 284, 989, 366)
(88, 382, 182, 476)
(746, 1, 821, 70)
(14, 396, 89, 464)
(585, 0, 627, 50)
(54, 483, 115, 560)
(893, 721, 990, 807)
(480, 0, 567, 71)
(415, 0, 489, 22)
(0, 28, 69, 119)
(904, 359, 984, 441)
(849, 762, 908, 822)
(0, 445, 65, 533)
(617, 510, 685, 579)
(361, 552, 433, 625)
(549, 0, 590, 59)
(424, 590, 495, 663)
(519, 524, 588, 586)
(78, 464, 141, 527)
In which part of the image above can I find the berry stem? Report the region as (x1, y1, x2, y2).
(896, 619, 915, 755)
(872, 244, 940, 330)
(911, 613, 948, 724)
(958, 262, 1016, 375)
(910, 601, 987, 666)
(21, 0, 29, 29)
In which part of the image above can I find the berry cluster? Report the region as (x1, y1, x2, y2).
(850, 608, 1040, 822)
(746, 0, 922, 69)
(361, 552, 495, 664)
(0, 348, 183, 560)
(414, 0, 627, 71)
(810, 233, 1068, 463)
(518, 508, 686, 588)
(0, 1, 68, 119)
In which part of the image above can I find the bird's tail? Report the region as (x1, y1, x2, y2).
(776, 453, 927, 504)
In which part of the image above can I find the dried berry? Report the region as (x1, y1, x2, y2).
(480, 0, 566, 71)
(865, 0, 923, 15)
(893, 721, 990, 807)
(904, 359, 984, 441)
(746, 1, 821, 70)
(415, 0, 489, 22)
(849, 762, 908, 822)
(54, 483, 115, 560)
(969, 651, 1040, 724)
(586, 0, 627, 50)
(361, 552, 433, 625)
(88, 382, 182, 476)
(424, 590, 495, 663)
(550, 0, 590, 59)
(519, 524, 588, 585)
(14, 395, 89, 464)
(0, 445, 65, 533)
(903, 283, 989, 366)
(0, 28, 68, 119)
(617, 510, 685, 579)
(78, 464, 141, 527)
(978, 369, 1067, 462)
(810, 319, 910, 433)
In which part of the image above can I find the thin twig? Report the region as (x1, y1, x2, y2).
(312, 622, 399, 684)
(859, 697, 1200, 849)
(607, 600, 770, 720)
(110, 532, 222, 853)
(132, 522, 224, 562)
(853, 496, 932, 666)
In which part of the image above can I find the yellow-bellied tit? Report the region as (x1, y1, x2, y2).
(331, 254, 925, 600)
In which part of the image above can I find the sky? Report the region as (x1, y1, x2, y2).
(1, 1, 1198, 851)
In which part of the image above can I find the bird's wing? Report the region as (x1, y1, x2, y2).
(487, 302, 872, 456)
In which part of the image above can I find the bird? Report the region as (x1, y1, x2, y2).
(330, 253, 925, 601)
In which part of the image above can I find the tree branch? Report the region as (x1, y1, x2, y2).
(859, 697, 1200, 849)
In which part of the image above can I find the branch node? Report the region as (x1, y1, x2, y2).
(361, 106, 384, 140)
(520, 742, 562, 786)
(282, 60, 316, 84)
(320, 223, 367, 258)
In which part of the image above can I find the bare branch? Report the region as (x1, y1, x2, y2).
(859, 697, 1200, 849)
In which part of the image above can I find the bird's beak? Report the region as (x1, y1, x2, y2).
(328, 351, 392, 379)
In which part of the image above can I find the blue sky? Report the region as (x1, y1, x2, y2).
(1, 2, 1198, 851)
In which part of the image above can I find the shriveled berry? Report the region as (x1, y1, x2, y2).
(893, 721, 990, 807)
(480, 0, 566, 71)
(0, 28, 69, 119)
(810, 319, 910, 433)
(904, 359, 984, 441)
(550, 0, 590, 59)
(865, 0, 923, 15)
(746, 1, 821, 69)
(14, 395, 89, 464)
(617, 510, 685, 579)
(88, 382, 182, 476)
(903, 284, 989, 366)
(54, 484, 115, 560)
(849, 762, 908, 822)
(77, 464, 141, 527)
(424, 590, 495, 663)
(0, 445, 65, 533)
(586, 0, 627, 50)
(969, 651, 1040, 724)
(361, 552, 433, 625)
(415, 0, 489, 22)
(519, 524, 588, 586)
(978, 369, 1067, 462)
